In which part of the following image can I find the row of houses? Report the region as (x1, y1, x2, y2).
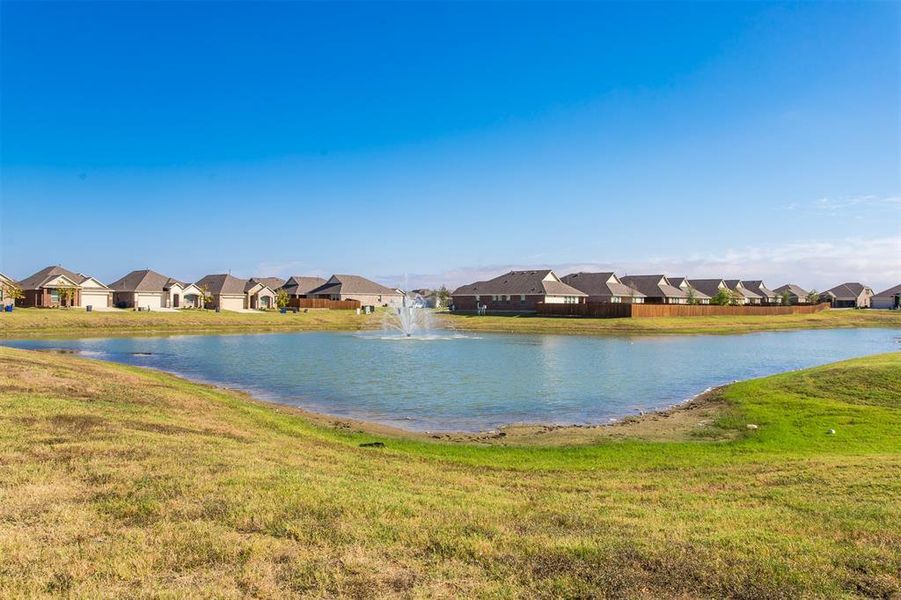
(0, 266, 404, 311)
(450, 270, 898, 312)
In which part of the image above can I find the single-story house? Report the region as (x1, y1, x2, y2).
(619, 275, 689, 304)
(309, 274, 404, 308)
(194, 274, 276, 311)
(724, 280, 762, 305)
(687, 279, 730, 302)
(109, 269, 204, 309)
(282, 276, 327, 303)
(561, 272, 646, 303)
(821, 283, 874, 308)
(452, 270, 587, 312)
(667, 277, 711, 304)
(773, 284, 810, 305)
(0, 272, 16, 308)
(741, 280, 779, 305)
(15, 265, 112, 308)
(871, 284, 901, 310)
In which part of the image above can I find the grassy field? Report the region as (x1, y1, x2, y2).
(440, 308, 901, 335)
(0, 347, 898, 597)
(0, 307, 374, 337)
(1, 306, 900, 338)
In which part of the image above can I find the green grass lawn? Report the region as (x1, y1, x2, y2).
(0, 347, 898, 597)
(0, 306, 899, 339)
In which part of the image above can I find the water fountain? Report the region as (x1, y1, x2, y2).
(384, 293, 435, 337)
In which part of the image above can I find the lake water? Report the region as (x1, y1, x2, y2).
(2, 328, 898, 432)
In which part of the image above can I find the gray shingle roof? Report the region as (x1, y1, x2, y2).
(874, 284, 901, 298)
(561, 272, 645, 299)
(667, 277, 712, 300)
(109, 269, 180, 292)
(687, 279, 727, 298)
(824, 282, 872, 300)
(619, 275, 687, 299)
(194, 274, 248, 295)
(741, 280, 777, 300)
(724, 280, 762, 300)
(774, 284, 809, 298)
(453, 270, 586, 297)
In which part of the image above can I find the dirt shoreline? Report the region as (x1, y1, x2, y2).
(241, 382, 733, 446)
(33, 346, 734, 446)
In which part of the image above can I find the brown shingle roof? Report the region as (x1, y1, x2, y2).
(724, 280, 762, 300)
(194, 274, 248, 295)
(453, 270, 586, 297)
(16, 265, 92, 290)
(282, 276, 327, 296)
(310, 274, 402, 297)
(109, 269, 180, 292)
(667, 277, 711, 300)
(250, 277, 286, 291)
(561, 272, 644, 299)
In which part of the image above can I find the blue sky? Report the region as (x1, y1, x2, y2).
(1, 1, 898, 290)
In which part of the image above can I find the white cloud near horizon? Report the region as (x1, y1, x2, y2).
(387, 236, 901, 293)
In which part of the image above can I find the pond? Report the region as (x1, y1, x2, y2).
(2, 328, 898, 432)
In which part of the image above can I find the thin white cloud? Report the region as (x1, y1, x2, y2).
(813, 195, 901, 212)
(398, 236, 901, 293)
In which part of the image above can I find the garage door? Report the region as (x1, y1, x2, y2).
(135, 293, 164, 309)
(218, 296, 245, 311)
(81, 291, 110, 308)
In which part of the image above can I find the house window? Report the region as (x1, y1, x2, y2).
(50, 289, 59, 304)
(520, 294, 526, 303)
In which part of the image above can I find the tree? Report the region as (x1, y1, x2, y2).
(806, 289, 821, 305)
(276, 289, 289, 309)
(710, 288, 732, 306)
(199, 285, 213, 309)
(57, 286, 77, 308)
(2, 281, 24, 306)
(685, 286, 699, 305)
(780, 290, 793, 306)
(435, 285, 450, 309)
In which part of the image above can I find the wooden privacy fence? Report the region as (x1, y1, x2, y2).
(290, 298, 361, 310)
(536, 302, 830, 319)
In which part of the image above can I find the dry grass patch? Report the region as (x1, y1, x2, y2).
(0, 347, 898, 597)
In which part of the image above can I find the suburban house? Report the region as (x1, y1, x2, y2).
(667, 277, 711, 304)
(109, 269, 204, 309)
(820, 282, 874, 308)
(872, 284, 901, 310)
(773, 284, 810, 305)
(194, 274, 276, 311)
(15, 265, 113, 308)
(619, 275, 689, 304)
(0, 272, 16, 308)
(308, 274, 404, 308)
(741, 280, 779, 305)
(724, 280, 762, 305)
(561, 272, 646, 303)
(452, 270, 586, 312)
(282, 276, 327, 303)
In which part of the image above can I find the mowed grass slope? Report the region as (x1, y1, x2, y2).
(0, 348, 898, 598)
